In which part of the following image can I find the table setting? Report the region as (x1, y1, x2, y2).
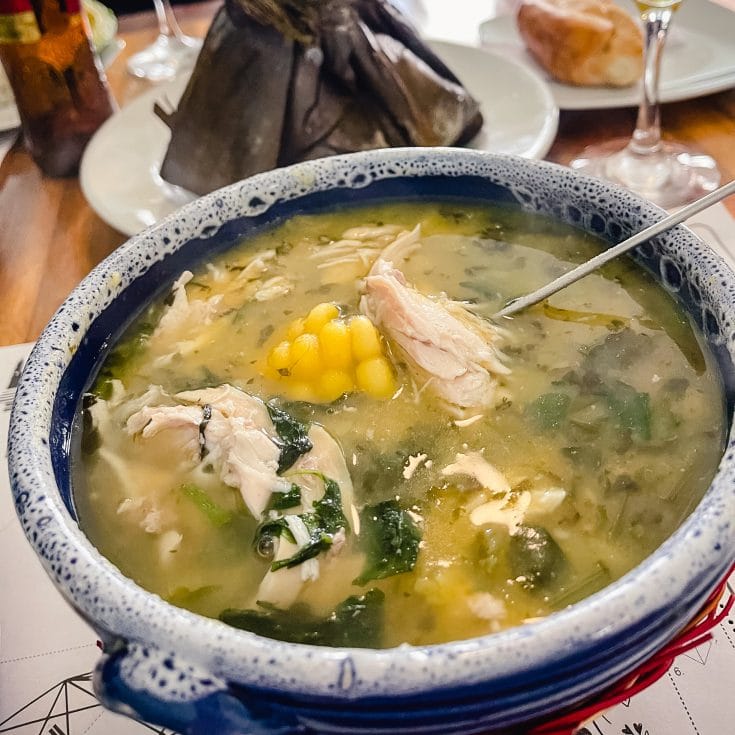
(1, 1, 735, 734)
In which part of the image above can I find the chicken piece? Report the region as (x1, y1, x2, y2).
(312, 224, 419, 285)
(209, 412, 288, 517)
(154, 271, 223, 342)
(127, 403, 203, 437)
(360, 259, 509, 412)
(441, 451, 530, 534)
(441, 452, 510, 495)
(125, 384, 355, 606)
(177, 384, 271, 424)
(127, 384, 355, 527)
(126, 387, 287, 517)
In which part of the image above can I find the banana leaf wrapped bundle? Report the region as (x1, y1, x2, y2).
(154, 0, 483, 195)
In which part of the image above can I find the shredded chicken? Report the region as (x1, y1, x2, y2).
(254, 275, 292, 302)
(442, 452, 510, 495)
(235, 249, 276, 282)
(124, 383, 355, 607)
(442, 452, 530, 535)
(153, 271, 223, 340)
(361, 258, 509, 413)
(469, 492, 531, 535)
(310, 224, 418, 284)
(126, 386, 288, 517)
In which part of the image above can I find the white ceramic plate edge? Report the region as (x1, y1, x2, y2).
(479, 1, 735, 110)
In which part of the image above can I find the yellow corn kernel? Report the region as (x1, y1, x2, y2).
(286, 318, 306, 341)
(289, 333, 322, 380)
(350, 315, 382, 361)
(319, 319, 352, 369)
(286, 381, 316, 402)
(267, 340, 292, 371)
(304, 302, 340, 334)
(318, 369, 354, 403)
(356, 356, 395, 398)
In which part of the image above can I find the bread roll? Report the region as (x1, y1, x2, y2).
(516, 0, 643, 87)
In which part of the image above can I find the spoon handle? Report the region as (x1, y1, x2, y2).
(495, 179, 735, 319)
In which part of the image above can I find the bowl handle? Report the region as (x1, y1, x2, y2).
(94, 638, 306, 734)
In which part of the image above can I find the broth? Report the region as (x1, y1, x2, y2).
(74, 201, 725, 648)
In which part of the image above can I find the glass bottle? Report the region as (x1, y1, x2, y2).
(0, 0, 116, 177)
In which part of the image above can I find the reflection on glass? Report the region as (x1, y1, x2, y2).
(569, 0, 720, 209)
(126, 0, 203, 82)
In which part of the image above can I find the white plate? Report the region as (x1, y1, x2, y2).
(80, 40, 559, 237)
(479, 0, 735, 110)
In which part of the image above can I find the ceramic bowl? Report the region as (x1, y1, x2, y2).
(8, 148, 735, 735)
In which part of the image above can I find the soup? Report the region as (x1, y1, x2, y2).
(74, 201, 725, 648)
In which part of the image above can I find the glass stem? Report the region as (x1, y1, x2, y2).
(629, 6, 674, 156)
(153, 0, 185, 39)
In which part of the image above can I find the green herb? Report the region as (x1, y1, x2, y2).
(509, 525, 566, 589)
(311, 476, 348, 534)
(255, 474, 348, 571)
(605, 381, 651, 441)
(169, 366, 226, 393)
(179, 483, 233, 526)
(458, 280, 503, 303)
(268, 484, 302, 510)
(219, 589, 385, 648)
(528, 392, 571, 430)
(582, 328, 650, 372)
(475, 524, 511, 576)
(256, 517, 296, 547)
(354, 500, 422, 585)
(266, 401, 313, 472)
(257, 324, 275, 346)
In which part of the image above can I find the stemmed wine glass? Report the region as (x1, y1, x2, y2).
(127, 0, 203, 82)
(569, 0, 720, 209)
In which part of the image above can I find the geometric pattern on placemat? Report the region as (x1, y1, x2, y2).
(0, 672, 173, 734)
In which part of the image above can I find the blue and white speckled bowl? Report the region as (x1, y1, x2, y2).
(8, 149, 735, 735)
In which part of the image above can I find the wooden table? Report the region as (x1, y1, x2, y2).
(1, 0, 734, 347)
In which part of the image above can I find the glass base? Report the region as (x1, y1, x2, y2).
(126, 33, 203, 82)
(569, 138, 720, 209)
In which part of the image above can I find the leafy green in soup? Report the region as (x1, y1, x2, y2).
(74, 201, 725, 648)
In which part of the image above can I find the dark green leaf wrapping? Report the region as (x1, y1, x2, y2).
(354, 500, 421, 585)
(155, 0, 483, 196)
(266, 401, 313, 472)
(219, 588, 385, 647)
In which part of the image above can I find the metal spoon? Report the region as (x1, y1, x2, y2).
(495, 179, 735, 319)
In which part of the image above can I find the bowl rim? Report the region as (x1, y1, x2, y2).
(8, 147, 735, 699)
